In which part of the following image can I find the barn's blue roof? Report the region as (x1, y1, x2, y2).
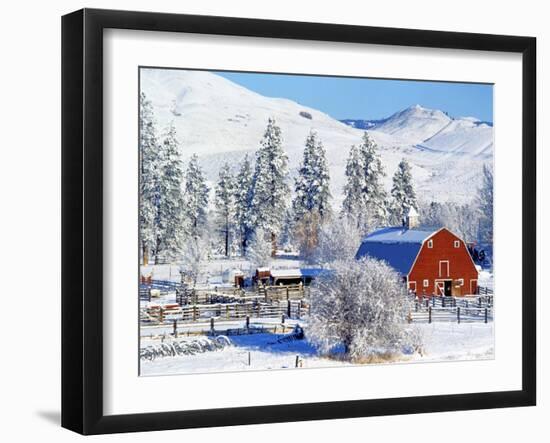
(355, 227, 439, 275)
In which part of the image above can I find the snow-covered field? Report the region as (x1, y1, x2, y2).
(140, 322, 494, 376)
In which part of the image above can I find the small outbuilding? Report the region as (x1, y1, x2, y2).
(356, 210, 478, 296)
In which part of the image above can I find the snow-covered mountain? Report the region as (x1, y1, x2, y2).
(141, 68, 493, 205)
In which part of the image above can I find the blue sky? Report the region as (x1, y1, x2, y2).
(215, 71, 493, 123)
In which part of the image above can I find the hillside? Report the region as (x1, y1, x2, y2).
(141, 68, 493, 205)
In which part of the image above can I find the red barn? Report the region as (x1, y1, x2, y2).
(356, 212, 478, 297)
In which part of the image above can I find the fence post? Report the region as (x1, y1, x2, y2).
(457, 307, 461, 324)
(295, 355, 300, 368)
(287, 300, 291, 318)
(428, 306, 432, 324)
(286, 287, 289, 301)
(442, 297, 446, 308)
(484, 308, 488, 323)
(246, 315, 250, 330)
(415, 301, 418, 312)
(173, 320, 178, 338)
(210, 317, 215, 335)
(192, 305, 197, 322)
(281, 314, 285, 325)
(226, 304, 230, 320)
(432, 296, 435, 307)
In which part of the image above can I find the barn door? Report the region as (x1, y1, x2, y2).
(444, 280, 452, 296)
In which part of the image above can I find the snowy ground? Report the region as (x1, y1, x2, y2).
(140, 322, 494, 376)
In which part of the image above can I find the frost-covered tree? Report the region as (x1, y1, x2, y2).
(246, 228, 273, 273)
(153, 122, 185, 263)
(390, 159, 417, 225)
(214, 163, 236, 257)
(249, 118, 290, 252)
(358, 132, 388, 228)
(419, 200, 479, 243)
(292, 131, 331, 220)
(234, 154, 255, 254)
(308, 257, 421, 360)
(183, 154, 210, 239)
(292, 131, 331, 258)
(341, 144, 366, 226)
(341, 133, 388, 232)
(139, 92, 160, 265)
(179, 235, 209, 288)
(476, 164, 493, 245)
(313, 216, 363, 266)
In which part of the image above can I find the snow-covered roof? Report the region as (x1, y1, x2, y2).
(256, 267, 270, 272)
(270, 269, 302, 279)
(356, 227, 439, 275)
(361, 227, 436, 244)
(270, 268, 329, 279)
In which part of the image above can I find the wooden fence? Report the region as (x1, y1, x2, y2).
(141, 299, 309, 325)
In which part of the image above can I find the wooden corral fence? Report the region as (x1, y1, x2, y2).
(141, 299, 309, 325)
(140, 279, 179, 301)
(262, 284, 310, 301)
(408, 295, 493, 324)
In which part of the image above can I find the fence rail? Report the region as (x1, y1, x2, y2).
(141, 299, 308, 325)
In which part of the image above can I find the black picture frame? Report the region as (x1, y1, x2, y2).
(62, 8, 536, 435)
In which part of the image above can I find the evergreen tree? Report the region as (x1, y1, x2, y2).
(184, 154, 210, 239)
(249, 118, 290, 253)
(292, 131, 332, 259)
(153, 122, 185, 263)
(341, 133, 388, 233)
(358, 132, 388, 229)
(292, 131, 332, 220)
(214, 163, 236, 257)
(341, 144, 366, 226)
(476, 164, 494, 245)
(139, 92, 160, 265)
(234, 154, 255, 254)
(390, 159, 417, 225)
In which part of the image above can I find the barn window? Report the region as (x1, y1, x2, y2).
(427, 239, 433, 248)
(454, 240, 460, 248)
(458, 278, 464, 286)
(423, 279, 429, 287)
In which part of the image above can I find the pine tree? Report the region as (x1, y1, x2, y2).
(476, 164, 493, 245)
(390, 159, 417, 225)
(214, 163, 236, 257)
(341, 133, 388, 233)
(341, 144, 365, 226)
(139, 92, 160, 265)
(292, 131, 332, 259)
(359, 132, 388, 229)
(183, 154, 210, 239)
(249, 118, 290, 253)
(292, 131, 331, 220)
(153, 122, 185, 263)
(234, 154, 255, 254)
